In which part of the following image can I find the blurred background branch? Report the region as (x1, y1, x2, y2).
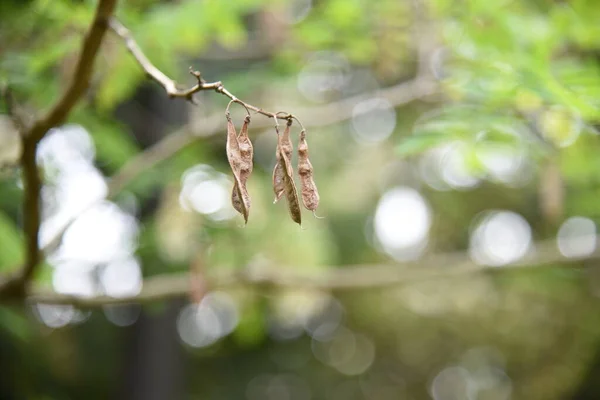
(28, 236, 600, 307)
(0, 0, 118, 298)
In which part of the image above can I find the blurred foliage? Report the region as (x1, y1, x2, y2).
(2, 0, 600, 399)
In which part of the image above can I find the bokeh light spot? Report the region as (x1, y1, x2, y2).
(557, 216, 596, 258)
(177, 292, 239, 348)
(374, 187, 431, 260)
(470, 211, 532, 266)
(351, 98, 396, 144)
(100, 257, 143, 298)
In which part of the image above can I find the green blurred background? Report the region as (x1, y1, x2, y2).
(2, 0, 600, 399)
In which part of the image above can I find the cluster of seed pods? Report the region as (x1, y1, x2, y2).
(225, 115, 320, 226)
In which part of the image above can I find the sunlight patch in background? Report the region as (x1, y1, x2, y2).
(100, 258, 143, 298)
(476, 143, 529, 186)
(538, 106, 582, 148)
(177, 291, 239, 348)
(469, 211, 532, 266)
(268, 292, 343, 342)
(430, 366, 472, 400)
(351, 98, 396, 144)
(304, 296, 344, 340)
(430, 347, 512, 400)
(59, 202, 138, 263)
(179, 164, 237, 221)
(418, 143, 479, 191)
(311, 325, 376, 376)
(418, 139, 530, 191)
(51, 260, 96, 298)
(34, 125, 142, 328)
(37, 125, 96, 169)
(557, 216, 597, 258)
(297, 51, 351, 103)
(374, 187, 431, 260)
(103, 304, 141, 327)
(35, 304, 77, 329)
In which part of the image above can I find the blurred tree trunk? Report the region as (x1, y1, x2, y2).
(118, 301, 185, 400)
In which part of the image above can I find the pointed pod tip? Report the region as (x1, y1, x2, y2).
(312, 210, 325, 219)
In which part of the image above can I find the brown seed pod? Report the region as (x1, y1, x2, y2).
(284, 172, 302, 225)
(275, 120, 301, 225)
(272, 120, 292, 204)
(272, 161, 284, 204)
(226, 116, 251, 224)
(238, 115, 253, 182)
(297, 129, 320, 213)
(231, 115, 253, 219)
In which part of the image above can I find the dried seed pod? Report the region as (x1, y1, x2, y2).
(232, 115, 253, 218)
(284, 172, 302, 225)
(297, 129, 320, 213)
(226, 116, 251, 224)
(272, 120, 293, 203)
(275, 120, 302, 225)
(238, 115, 253, 183)
(272, 161, 285, 204)
(231, 179, 251, 220)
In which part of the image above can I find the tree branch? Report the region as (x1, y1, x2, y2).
(108, 18, 303, 124)
(27, 237, 600, 307)
(28, 0, 118, 144)
(0, 0, 118, 298)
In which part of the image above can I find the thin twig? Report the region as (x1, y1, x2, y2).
(108, 17, 300, 125)
(108, 18, 211, 100)
(26, 237, 600, 307)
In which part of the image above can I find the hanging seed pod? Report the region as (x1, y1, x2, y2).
(238, 115, 253, 182)
(284, 171, 302, 225)
(274, 121, 302, 225)
(226, 115, 251, 224)
(272, 119, 293, 204)
(231, 115, 253, 219)
(272, 161, 285, 204)
(297, 129, 320, 214)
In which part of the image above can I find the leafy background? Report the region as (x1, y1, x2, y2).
(2, 0, 600, 399)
